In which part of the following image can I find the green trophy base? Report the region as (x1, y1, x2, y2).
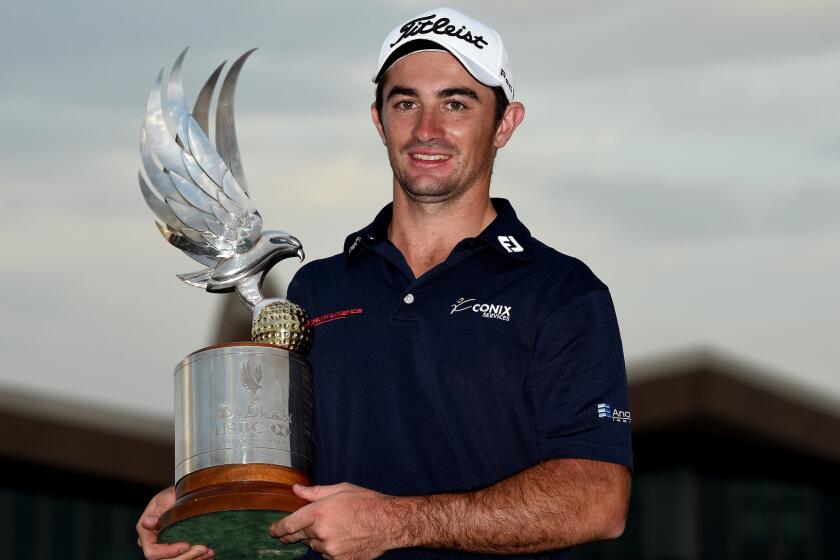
(159, 509, 307, 559)
(157, 464, 311, 559)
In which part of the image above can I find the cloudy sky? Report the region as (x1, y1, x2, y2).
(1, 0, 838, 418)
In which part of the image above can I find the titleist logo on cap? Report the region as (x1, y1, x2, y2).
(390, 14, 489, 49)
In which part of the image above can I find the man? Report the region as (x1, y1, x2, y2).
(138, 8, 632, 560)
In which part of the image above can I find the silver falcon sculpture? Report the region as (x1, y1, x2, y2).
(138, 48, 303, 313)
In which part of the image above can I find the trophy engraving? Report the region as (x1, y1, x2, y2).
(240, 360, 264, 402)
(138, 48, 313, 558)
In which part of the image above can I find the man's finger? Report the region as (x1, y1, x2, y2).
(170, 545, 209, 560)
(140, 514, 162, 531)
(147, 544, 210, 560)
(136, 517, 190, 559)
(195, 548, 216, 560)
(277, 528, 309, 544)
(292, 483, 348, 501)
(136, 487, 183, 559)
(137, 522, 192, 559)
(141, 542, 190, 560)
(268, 504, 315, 537)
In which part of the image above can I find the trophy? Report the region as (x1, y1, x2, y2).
(138, 48, 313, 558)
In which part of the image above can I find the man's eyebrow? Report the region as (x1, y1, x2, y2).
(438, 87, 480, 101)
(386, 86, 418, 100)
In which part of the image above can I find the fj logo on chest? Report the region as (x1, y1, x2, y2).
(450, 297, 512, 322)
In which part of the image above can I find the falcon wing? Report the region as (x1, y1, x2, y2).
(138, 48, 262, 267)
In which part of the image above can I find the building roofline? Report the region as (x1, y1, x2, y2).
(0, 384, 173, 487)
(628, 346, 840, 416)
(0, 384, 171, 442)
(628, 347, 840, 464)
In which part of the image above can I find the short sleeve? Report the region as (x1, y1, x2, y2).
(526, 287, 633, 470)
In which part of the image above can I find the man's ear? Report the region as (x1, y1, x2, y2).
(494, 101, 526, 149)
(371, 102, 387, 146)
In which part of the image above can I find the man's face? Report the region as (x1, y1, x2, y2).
(372, 51, 501, 203)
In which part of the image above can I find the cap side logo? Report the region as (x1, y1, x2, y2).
(391, 14, 489, 49)
(500, 68, 514, 98)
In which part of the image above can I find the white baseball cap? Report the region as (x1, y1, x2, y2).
(373, 7, 515, 101)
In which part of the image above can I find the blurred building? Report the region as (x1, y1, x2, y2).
(575, 349, 840, 560)
(1, 303, 837, 559)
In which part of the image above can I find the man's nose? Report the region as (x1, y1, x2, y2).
(413, 108, 444, 143)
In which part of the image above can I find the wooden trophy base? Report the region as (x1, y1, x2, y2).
(158, 464, 310, 559)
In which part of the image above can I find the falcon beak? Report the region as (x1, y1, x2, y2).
(297, 247, 305, 262)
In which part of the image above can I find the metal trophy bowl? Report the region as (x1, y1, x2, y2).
(137, 48, 313, 558)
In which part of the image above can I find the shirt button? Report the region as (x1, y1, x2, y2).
(403, 293, 415, 304)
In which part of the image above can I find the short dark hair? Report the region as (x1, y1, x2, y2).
(375, 80, 509, 127)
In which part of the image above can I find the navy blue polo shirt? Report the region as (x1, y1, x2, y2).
(287, 198, 632, 559)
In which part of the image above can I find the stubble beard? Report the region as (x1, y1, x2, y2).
(394, 170, 461, 203)
(390, 148, 497, 205)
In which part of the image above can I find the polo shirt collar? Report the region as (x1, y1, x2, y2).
(343, 203, 392, 260)
(476, 198, 533, 261)
(344, 197, 533, 263)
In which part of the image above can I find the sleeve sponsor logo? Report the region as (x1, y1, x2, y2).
(306, 307, 364, 328)
(450, 297, 511, 321)
(597, 402, 631, 423)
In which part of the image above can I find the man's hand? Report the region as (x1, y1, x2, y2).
(136, 486, 215, 560)
(268, 483, 403, 560)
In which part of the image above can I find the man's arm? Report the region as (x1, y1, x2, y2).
(270, 458, 630, 559)
(399, 458, 630, 553)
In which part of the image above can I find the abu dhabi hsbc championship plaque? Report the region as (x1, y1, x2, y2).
(137, 48, 313, 559)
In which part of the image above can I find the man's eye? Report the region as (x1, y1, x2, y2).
(446, 101, 466, 111)
(395, 100, 415, 110)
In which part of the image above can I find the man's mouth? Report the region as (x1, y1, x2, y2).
(411, 154, 451, 161)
